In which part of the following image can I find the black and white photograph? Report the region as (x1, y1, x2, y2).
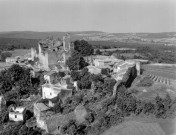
(0, 0, 176, 135)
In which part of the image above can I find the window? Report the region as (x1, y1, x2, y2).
(50, 92, 52, 96)
(15, 115, 17, 118)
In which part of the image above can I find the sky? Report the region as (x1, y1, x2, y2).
(0, 0, 175, 33)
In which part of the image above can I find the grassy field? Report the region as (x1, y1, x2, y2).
(6, 49, 31, 57)
(135, 84, 176, 100)
(102, 116, 176, 135)
(102, 120, 165, 135)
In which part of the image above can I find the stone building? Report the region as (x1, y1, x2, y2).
(5, 56, 19, 64)
(30, 34, 74, 71)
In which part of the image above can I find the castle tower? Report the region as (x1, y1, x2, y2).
(44, 52, 49, 71)
(38, 43, 42, 55)
(63, 53, 66, 64)
(136, 61, 141, 76)
(63, 33, 70, 51)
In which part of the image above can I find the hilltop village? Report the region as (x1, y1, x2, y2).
(0, 34, 176, 135)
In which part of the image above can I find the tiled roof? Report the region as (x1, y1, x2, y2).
(34, 103, 49, 112)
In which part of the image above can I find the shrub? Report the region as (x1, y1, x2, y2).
(101, 68, 110, 76)
(137, 76, 153, 87)
(0, 52, 12, 62)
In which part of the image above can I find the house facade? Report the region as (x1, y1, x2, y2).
(42, 84, 61, 99)
(9, 107, 26, 122)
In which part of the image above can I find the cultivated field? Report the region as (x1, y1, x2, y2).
(142, 64, 176, 80)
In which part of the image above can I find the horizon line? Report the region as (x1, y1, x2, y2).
(0, 30, 176, 34)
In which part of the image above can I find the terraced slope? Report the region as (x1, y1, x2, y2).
(143, 72, 172, 85)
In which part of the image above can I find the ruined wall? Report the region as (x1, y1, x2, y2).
(63, 34, 71, 51)
(31, 48, 37, 61)
(136, 61, 141, 76)
(38, 44, 49, 70)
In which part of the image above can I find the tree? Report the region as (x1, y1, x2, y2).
(18, 125, 42, 135)
(74, 40, 93, 56)
(137, 76, 153, 87)
(66, 51, 88, 70)
(60, 120, 78, 135)
(143, 101, 155, 115)
(77, 68, 92, 90)
(58, 71, 65, 78)
(71, 70, 80, 81)
(95, 49, 102, 55)
(0, 52, 12, 62)
(101, 68, 110, 76)
(85, 113, 95, 124)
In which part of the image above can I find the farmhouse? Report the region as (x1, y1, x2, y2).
(5, 56, 19, 64)
(9, 106, 26, 122)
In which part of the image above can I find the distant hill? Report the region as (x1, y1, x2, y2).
(0, 37, 39, 50)
(0, 31, 103, 40)
(0, 31, 175, 40)
(0, 31, 175, 46)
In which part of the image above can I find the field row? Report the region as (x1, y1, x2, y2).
(143, 72, 173, 85)
(142, 65, 176, 80)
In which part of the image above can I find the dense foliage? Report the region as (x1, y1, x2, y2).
(136, 46, 176, 63)
(66, 51, 88, 70)
(0, 51, 12, 61)
(58, 66, 176, 135)
(0, 64, 44, 103)
(74, 40, 94, 57)
(137, 76, 153, 87)
(0, 123, 42, 135)
(0, 37, 39, 51)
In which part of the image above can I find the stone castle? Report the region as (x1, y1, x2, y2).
(31, 34, 74, 71)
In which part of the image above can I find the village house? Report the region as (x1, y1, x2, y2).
(34, 104, 86, 134)
(42, 83, 62, 99)
(5, 56, 19, 64)
(36, 112, 76, 134)
(87, 65, 102, 74)
(42, 70, 74, 100)
(9, 106, 26, 122)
